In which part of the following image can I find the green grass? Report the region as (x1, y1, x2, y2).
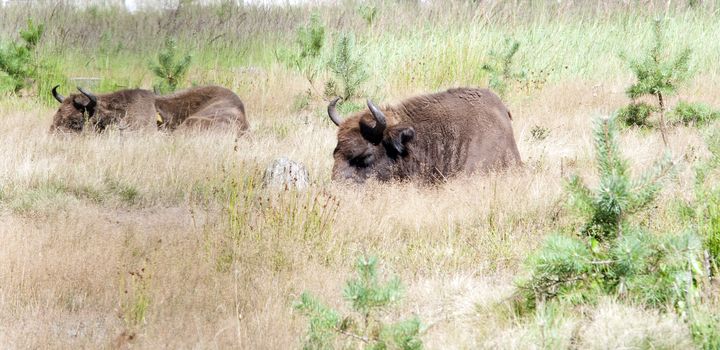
(3, 3, 720, 106)
(2, 2, 720, 349)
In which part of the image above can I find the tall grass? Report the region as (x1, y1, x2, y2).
(3, 1, 720, 105)
(2, 1, 720, 348)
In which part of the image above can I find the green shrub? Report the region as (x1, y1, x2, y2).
(295, 256, 423, 350)
(621, 19, 693, 143)
(149, 38, 192, 94)
(670, 101, 720, 126)
(515, 115, 704, 313)
(616, 102, 657, 128)
(277, 12, 326, 94)
(481, 38, 525, 99)
(0, 18, 46, 93)
(295, 13, 326, 62)
(325, 33, 369, 102)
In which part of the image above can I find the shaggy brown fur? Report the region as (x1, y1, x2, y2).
(49, 86, 248, 133)
(330, 88, 521, 182)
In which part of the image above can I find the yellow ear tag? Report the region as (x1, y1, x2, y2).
(156, 113, 163, 124)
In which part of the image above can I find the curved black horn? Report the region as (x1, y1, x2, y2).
(51, 85, 65, 103)
(77, 87, 97, 108)
(366, 99, 387, 131)
(328, 97, 343, 126)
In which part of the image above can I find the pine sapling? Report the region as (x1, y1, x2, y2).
(295, 255, 423, 350)
(481, 38, 525, 99)
(621, 19, 692, 144)
(325, 33, 369, 103)
(149, 38, 192, 94)
(276, 12, 325, 100)
(0, 18, 45, 93)
(516, 115, 694, 313)
(295, 13, 325, 62)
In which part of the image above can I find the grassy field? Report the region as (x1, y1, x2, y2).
(1, 1, 720, 348)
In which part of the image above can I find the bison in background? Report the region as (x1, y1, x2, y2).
(328, 87, 521, 183)
(50, 85, 248, 133)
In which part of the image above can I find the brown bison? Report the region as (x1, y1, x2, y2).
(50, 85, 248, 133)
(328, 87, 521, 183)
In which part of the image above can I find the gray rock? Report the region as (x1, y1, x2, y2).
(263, 157, 310, 190)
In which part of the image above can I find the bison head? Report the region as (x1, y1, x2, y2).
(49, 86, 99, 133)
(328, 98, 415, 182)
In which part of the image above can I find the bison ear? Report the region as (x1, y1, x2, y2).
(384, 125, 415, 156)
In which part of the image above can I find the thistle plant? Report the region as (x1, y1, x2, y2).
(295, 255, 422, 350)
(149, 38, 192, 94)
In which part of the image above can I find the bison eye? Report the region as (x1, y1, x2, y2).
(69, 118, 84, 131)
(349, 154, 374, 168)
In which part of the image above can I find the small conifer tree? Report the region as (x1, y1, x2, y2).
(481, 38, 525, 99)
(277, 12, 325, 96)
(149, 38, 192, 94)
(516, 116, 703, 312)
(0, 19, 45, 93)
(295, 255, 422, 350)
(619, 19, 692, 143)
(296, 14, 325, 62)
(325, 33, 369, 103)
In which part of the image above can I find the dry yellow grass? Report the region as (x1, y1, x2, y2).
(1, 74, 716, 348)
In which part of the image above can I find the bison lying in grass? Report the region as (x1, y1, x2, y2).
(328, 87, 521, 183)
(50, 85, 248, 133)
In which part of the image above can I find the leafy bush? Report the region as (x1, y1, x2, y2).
(515, 115, 705, 312)
(149, 38, 192, 94)
(325, 33, 369, 102)
(616, 102, 657, 128)
(295, 256, 423, 350)
(670, 101, 720, 126)
(0, 19, 45, 93)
